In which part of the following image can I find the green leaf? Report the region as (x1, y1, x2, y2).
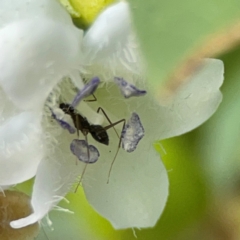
(129, 0, 240, 90)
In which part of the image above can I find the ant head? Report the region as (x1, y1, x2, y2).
(59, 103, 75, 114)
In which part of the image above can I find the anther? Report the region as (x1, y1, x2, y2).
(70, 139, 99, 163)
(121, 112, 145, 152)
(50, 107, 76, 134)
(114, 77, 147, 98)
(71, 77, 100, 108)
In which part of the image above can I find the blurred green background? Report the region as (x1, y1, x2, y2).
(19, 1, 240, 239)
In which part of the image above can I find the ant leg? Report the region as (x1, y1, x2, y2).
(75, 115, 80, 138)
(97, 107, 119, 138)
(74, 115, 81, 165)
(96, 107, 126, 183)
(74, 134, 90, 193)
(84, 93, 97, 102)
(105, 119, 125, 184)
(103, 118, 125, 132)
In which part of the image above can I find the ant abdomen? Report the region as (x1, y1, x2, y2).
(90, 125, 109, 145)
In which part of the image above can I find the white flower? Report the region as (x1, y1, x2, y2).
(0, 0, 224, 231)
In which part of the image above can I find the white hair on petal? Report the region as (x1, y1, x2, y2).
(53, 206, 74, 214)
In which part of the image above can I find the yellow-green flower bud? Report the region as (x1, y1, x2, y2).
(59, 0, 116, 28)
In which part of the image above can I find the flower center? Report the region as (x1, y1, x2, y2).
(45, 76, 146, 183)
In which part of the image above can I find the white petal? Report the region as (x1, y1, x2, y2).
(0, 111, 43, 185)
(94, 60, 223, 141)
(156, 58, 224, 139)
(0, 0, 72, 27)
(10, 124, 84, 228)
(83, 2, 143, 82)
(83, 143, 168, 229)
(0, 18, 83, 110)
(80, 86, 169, 229)
(81, 58, 223, 228)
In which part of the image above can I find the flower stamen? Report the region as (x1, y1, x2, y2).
(71, 76, 100, 108)
(50, 107, 76, 134)
(107, 112, 145, 183)
(121, 112, 145, 153)
(70, 139, 100, 163)
(114, 77, 147, 98)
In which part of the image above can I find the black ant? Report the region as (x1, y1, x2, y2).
(52, 76, 145, 190)
(60, 103, 110, 145)
(59, 101, 125, 189)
